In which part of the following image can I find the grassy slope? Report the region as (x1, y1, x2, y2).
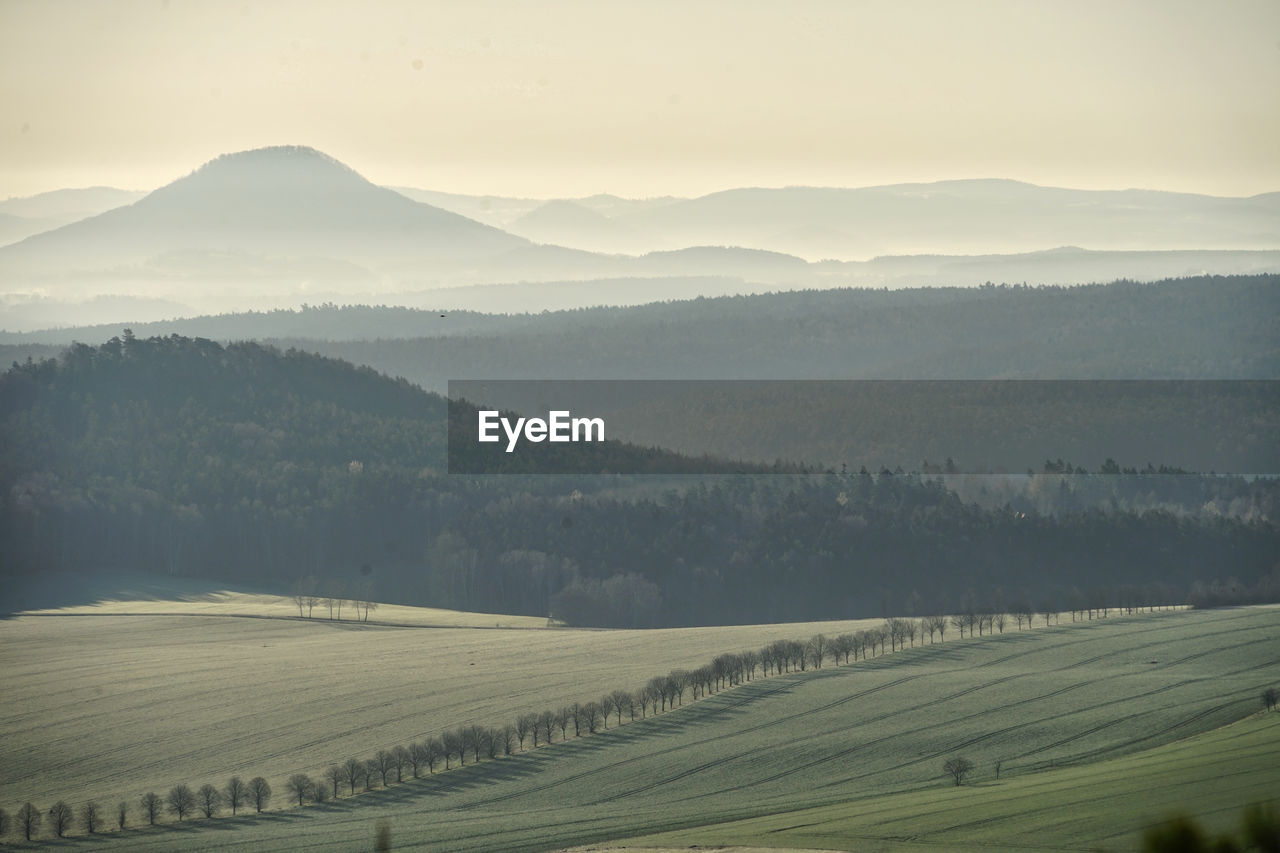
(8, 572, 549, 628)
(0, 587, 884, 815)
(618, 711, 1280, 853)
(1, 607, 1275, 851)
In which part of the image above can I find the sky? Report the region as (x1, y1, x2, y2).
(1, 0, 1278, 200)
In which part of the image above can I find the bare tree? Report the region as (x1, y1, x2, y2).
(884, 620, 900, 652)
(140, 792, 162, 825)
(248, 776, 272, 813)
(516, 714, 534, 750)
(286, 773, 314, 806)
(290, 576, 309, 617)
(584, 701, 602, 734)
(198, 784, 222, 818)
(325, 578, 347, 619)
(470, 724, 490, 762)
(538, 710, 556, 745)
(17, 802, 40, 840)
(599, 694, 616, 728)
(463, 726, 483, 763)
(757, 646, 775, 676)
(943, 756, 974, 786)
(406, 744, 427, 779)
(669, 670, 690, 705)
(226, 775, 247, 815)
(994, 612, 1008, 633)
(168, 784, 196, 821)
(895, 618, 912, 650)
(116, 801, 128, 830)
(645, 682, 664, 712)
(354, 581, 377, 621)
(500, 724, 517, 756)
(994, 759, 1003, 780)
(392, 745, 411, 782)
(571, 702, 585, 735)
(950, 613, 967, 639)
(458, 727, 479, 764)
(1263, 687, 1278, 712)
(612, 689, 634, 722)
(549, 707, 567, 741)
(343, 757, 365, 794)
(320, 763, 345, 799)
(362, 759, 378, 790)
(442, 729, 463, 768)
(483, 727, 500, 759)
(313, 776, 329, 803)
(424, 738, 444, 773)
(48, 800, 72, 837)
(636, 688, 652, 718)
(82, 800, 102, 834)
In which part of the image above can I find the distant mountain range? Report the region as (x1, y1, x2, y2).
(395, 181, 1280, 260)
(1, 146, 1278, 328)
(0, 147, 525, 282)
(0, 186, 146, 247)
(412, 179, 1280, 260)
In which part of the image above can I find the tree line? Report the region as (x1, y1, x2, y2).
(0, 603, 1116, 841)
(3, 333, 1276, 626)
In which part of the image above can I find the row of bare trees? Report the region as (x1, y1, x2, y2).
(0, 777, 271, 841)
(0, 606, 1095, 840)
(290, 576, 378, 621)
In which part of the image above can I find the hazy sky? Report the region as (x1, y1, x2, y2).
(2, 0, 1278, 199)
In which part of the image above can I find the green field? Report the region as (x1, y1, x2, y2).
(614, 705, 1280, 853)
(1, 602, 1276, 851)
(0, 582, 884, 818)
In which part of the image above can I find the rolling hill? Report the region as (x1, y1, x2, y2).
(1, 605, 1275, 851)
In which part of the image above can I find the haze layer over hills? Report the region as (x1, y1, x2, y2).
(2, 146, 1278, 329)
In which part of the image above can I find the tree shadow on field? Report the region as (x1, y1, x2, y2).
(36, 836, 117, 848)
(317, 683, 795, 812)
(331, 757, 549, 809)
(149, 811, 307, 834)
(981, 630, 1045, 646)
(36, 813, 313, 848)
(865, 646, 971, 666)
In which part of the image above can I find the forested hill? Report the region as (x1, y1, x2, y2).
(2, 334, 1276, 625)
(286, 275, 1276, 387)
(4, 276, 1277, 384)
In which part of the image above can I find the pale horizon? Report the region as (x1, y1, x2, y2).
(4, 152, 1280, 204)
(3, 0, 1278, 201)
